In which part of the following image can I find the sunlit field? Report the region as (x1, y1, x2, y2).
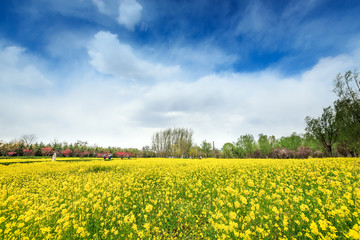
(1, 158, 360, 239)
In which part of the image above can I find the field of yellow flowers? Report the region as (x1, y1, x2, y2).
(1, 158, 360, 239)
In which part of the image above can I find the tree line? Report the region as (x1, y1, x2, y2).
(153, 131, 322, 159)
(0, 132, 326, 159)
(0, 137, 154, 158)
(1, 70, 358, 158)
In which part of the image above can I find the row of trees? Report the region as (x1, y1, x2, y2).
(217, 133, 323, 159)
(150, 129, 323, 159)
(0, 136, 153, 158)
(171, 132, 322, 159)
(0, 132, 323, 159)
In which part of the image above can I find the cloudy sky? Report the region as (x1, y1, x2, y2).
(0, 0, 359, 148)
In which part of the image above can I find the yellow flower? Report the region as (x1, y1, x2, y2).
(143, 223, 151, 231)
(240, 196, 247, 205)
(145, 204, 153, 213)
(76, 227, 87, 237)
(229, 211, 237, 220)
(301, 213, 309, 222)
(40, 227, 51, 234)
(17, 222, 25, 228)
(249, 211, 255, 220)
(132, 224, 138, 231)
(310, 221, 319, 235)
(318, 219, 328, 231)
(347, 229, 360, 240)
(248, 180, 255, 187)
(272, 206, 279, 215)
(300, 204, 308, 212)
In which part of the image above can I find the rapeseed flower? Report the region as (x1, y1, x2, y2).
(0, 157, 359, 239)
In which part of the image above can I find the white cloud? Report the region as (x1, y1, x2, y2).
(1, 37, 359, 149)
(117, 0, 143, 31)
(0, 45, 52, 89)
(88, 31, 181, 81)
(126, 50, 360, 146)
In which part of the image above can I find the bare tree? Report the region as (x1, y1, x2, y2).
(152, 128, 193, 158)
(21, 134, 37, 147)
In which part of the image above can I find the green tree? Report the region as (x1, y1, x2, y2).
(278, 132, 303, 151)
(222, 142, 235, 158)
(303, 134, 319, 151)
(141, 146, 156, 158)
(235, 134, 256, 158)
(305, 107, 337, 156)
(335, 100, 360, 156)
(200, 140, 212, 157)
(189, 146, 201, 158)
(257, 134, 271, 156)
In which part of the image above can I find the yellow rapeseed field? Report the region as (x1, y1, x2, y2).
(1, 158, 360, 239)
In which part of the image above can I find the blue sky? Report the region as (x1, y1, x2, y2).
(0, 0, 360, 148)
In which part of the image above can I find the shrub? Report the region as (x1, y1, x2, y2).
(296, 146, 312, 159)
(41, 147, 54, 156)
(62, 149, 72, 157)
(7, 151, 17, 157)
(23, 149, 34, 156)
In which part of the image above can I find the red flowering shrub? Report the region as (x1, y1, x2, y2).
(62, 148, 72, 157)
(7, 151, 17, 157)
(82, 151, 90, 157)
(23, 149, 34, 156)
(115, 151, 125, 158)
(115, 151, 134, 158)
(41, 147, 54, 156)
